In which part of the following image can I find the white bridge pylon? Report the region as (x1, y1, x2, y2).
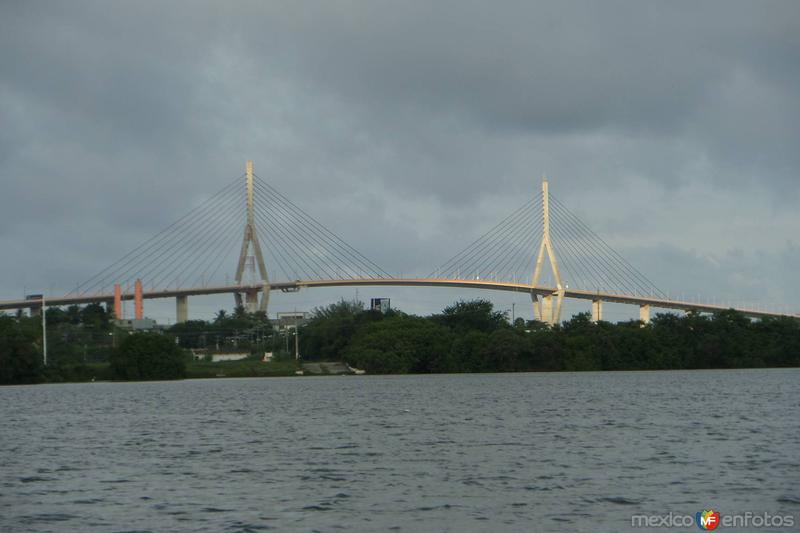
(531, 179, 564, 326)
(234, 161, 270, 313)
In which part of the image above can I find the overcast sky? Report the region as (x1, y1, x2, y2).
(1, 1, 798, 322)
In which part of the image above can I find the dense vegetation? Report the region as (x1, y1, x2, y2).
(0, 313, 43, 384)
(110, 333, 186, 380)
(0, 304, 116, 384)
(0, 304, 288, 384)
(1, 298, 798, 384)
(300, 299, 800, 374)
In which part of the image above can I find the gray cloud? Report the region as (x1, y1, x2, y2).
(1, 1, 798, 317)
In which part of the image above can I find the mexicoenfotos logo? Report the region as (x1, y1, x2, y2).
(696, 509, 720, 530)
(631, 509, 794, 529)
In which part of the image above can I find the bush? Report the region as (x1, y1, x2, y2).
(0, 316, 43, 384)
(111, 333, 186, 381)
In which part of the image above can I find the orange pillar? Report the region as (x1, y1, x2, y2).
(134, 279, 143, 320)
(114, 284, 122, 319)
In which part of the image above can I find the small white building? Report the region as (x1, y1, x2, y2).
(210, 353, 249, 362)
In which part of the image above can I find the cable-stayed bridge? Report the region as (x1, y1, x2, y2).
(1, 162, 796, 324)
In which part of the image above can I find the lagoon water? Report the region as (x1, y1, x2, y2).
(1, 370, 799, 532)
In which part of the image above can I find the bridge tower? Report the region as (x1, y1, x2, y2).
(234, 160, 270, 314)
(532, 179, 564, 326)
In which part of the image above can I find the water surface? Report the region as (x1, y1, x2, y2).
(1, 370, 798, 531)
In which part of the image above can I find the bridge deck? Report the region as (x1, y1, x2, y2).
(0, 278, 795, 320)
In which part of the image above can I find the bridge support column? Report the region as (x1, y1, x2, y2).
(261, 282, 270, 315)
(176, 295, 188, 324)
(114, 284, 122, 319)
(542, 295, 553, 325)
(134, 279, 143, 320)
(245, 290, 259, 314)
(532, 292, 561, 326)
(639, 304, 651, 325)
(592, 299, 603, 323)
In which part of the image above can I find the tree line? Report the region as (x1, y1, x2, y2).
(1, 299, 798, 384)
(300, 299, 800, 374)
(0, 303, 282, 384)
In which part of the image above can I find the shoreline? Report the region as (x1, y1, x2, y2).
(5, 363, 798, 386)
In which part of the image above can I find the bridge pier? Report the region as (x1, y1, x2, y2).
(114, 284, 122, 319)
(542, 295, 553, 325)
(261, 282, 270, 314)
(134, 279, 143, 320)
(533, 294, 556, 326)
(245, 290, 259, 314)
(176, 295, 188, 323)
(639, 304, 651, 325)
(591, 299, 603, 323)
(532, 292, 562, 327)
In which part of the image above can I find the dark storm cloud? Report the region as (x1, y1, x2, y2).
(0, 1, 798, 314)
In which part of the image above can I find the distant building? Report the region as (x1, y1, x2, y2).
(371, 298, 390, 314)
(190, 349, 251, 362)
(210, 353, 249, 362)
(114, 318, 158, 331)
(275, 311, 307, 331)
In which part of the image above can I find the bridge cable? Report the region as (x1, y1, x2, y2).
(550, 196, 659, 294)
(496, 219, 544, 284)
(254, 175, 391, 278)
(251, 207, 334, 279)
(144, 189, 245, 288)
(158, 196, 246, 289)
(549, 217, 619, 293)
(433, 199, 538, 278)
(254, 181, 379, 279)
(550, 197, 664, 297)
(74, 178, 240, 294)
(474, 211, 540, 281)
(253, 182, 378, 279)
(74, 178, 241, 295)
(483, 215, 543, 280)
(113, 188, 243, 292)
(250, 210, 302, 280)
(432, 198, 536, 277)
(451, 207, 537, 280)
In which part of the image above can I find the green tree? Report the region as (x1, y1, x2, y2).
(343, 315, 453, 374)
(301, 299, 372, 360)
(110, 332, 186, 380)
(80, 303, 111, 329)
(484, 329, 529, 372)
(436, 299, 507, 333)
(0, 316, 43, 384)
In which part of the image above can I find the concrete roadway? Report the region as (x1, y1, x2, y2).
(0, 278, 796, 321)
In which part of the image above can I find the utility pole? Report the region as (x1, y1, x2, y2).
(41, 295, 47, 366)
(294, 312, 300, 360)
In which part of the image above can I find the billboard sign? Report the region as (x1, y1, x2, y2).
(370, 298, 390, 314)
